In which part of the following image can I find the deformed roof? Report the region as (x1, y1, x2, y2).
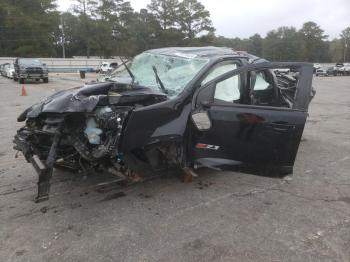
(146, 46, 264, 63)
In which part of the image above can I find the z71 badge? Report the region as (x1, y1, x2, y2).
(195, 143, 220, 150)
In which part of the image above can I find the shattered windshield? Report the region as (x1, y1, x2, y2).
(109, 52, 209, 97)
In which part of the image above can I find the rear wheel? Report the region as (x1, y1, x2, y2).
(43, 77, 49, 83)
(13, 77, 18, 82)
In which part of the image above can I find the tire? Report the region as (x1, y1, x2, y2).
(43, 77, 49, 83)
(13, 76, 18, 81)
(19, 78, 25, 84)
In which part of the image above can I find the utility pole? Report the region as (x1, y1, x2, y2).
(59, 15, 66, 59)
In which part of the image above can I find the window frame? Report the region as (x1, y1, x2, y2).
(201, 60, 241, 86)
(194, 62, 313, 112)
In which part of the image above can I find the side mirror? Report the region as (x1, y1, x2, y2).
(191, 111, 212, 131)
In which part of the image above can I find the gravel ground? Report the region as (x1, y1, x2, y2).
(0, 73, 349, 262)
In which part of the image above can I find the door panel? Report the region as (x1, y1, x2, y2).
(194, 105, 306, 166)
(191, 62, 313, 175)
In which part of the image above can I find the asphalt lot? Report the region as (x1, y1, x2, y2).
(0, 73, 349, 262)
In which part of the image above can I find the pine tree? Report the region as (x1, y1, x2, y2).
(340, 27, 350, 62)
(147, 0, 179, 30)
(300, 21, 329, 62)
(178, 0, 214, 39)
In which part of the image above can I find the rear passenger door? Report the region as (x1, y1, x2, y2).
(191, 62, 313, 175)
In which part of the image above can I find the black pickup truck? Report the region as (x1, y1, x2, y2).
(13, 58, 49, 84)
(14, 47, 315, 202)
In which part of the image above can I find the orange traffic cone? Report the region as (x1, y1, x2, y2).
(21, 85, 27, 96)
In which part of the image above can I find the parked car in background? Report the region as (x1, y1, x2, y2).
(100, 61, 119, 74)
(1, 63, 10, 77)
(13, 58, 49, 84)
(338, 63, 350, 76)
(315, 67, 329, 76)
(5, 63, 15, 78)
(333, 63, 344, 76)
(326, 66, 336, 76)
(313, 63, 321, 73)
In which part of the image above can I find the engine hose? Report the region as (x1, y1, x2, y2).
(70, 132, 118, 162)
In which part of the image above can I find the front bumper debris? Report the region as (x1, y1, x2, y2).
(14, 129, 60, 202)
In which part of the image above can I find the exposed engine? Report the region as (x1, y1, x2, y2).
(15, 105, 130, 176)
(69, 106, 129, 163)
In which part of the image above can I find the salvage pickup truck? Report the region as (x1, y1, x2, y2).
(14, 47, 314, 202)
(13, 58, 49, 84)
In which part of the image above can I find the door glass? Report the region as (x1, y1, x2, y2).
(202, 63, 240, 102)
(202, 63, 238, 85)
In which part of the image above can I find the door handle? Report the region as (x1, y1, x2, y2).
(268, 123, 295, 132)
(272, 126, 289, 132)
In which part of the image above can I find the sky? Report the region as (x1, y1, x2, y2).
(57, 0, 350, 40)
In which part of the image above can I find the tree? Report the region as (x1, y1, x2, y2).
(72, 0, 99, 57)
(263, 30, 283, 61)
(299, 21, 329, 62)
(213, 36, 250, 52)
(261, 27, 304, 61)
(340, 27, 350, 62)
(112, 1, 137, 56)
(147, 0, 179, 30)
(328, 39, 342, 62)
(0, 0, 347, 61)
(96, 0, 119, 21)
(0, 0, 59, 57)
(178, 0, 214, 39)
(247, 34, 263, 57)
(126, 9, 161, 53)
(72, 0, 98, 17)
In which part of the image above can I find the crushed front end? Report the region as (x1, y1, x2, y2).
(14, 82, 170, 202)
